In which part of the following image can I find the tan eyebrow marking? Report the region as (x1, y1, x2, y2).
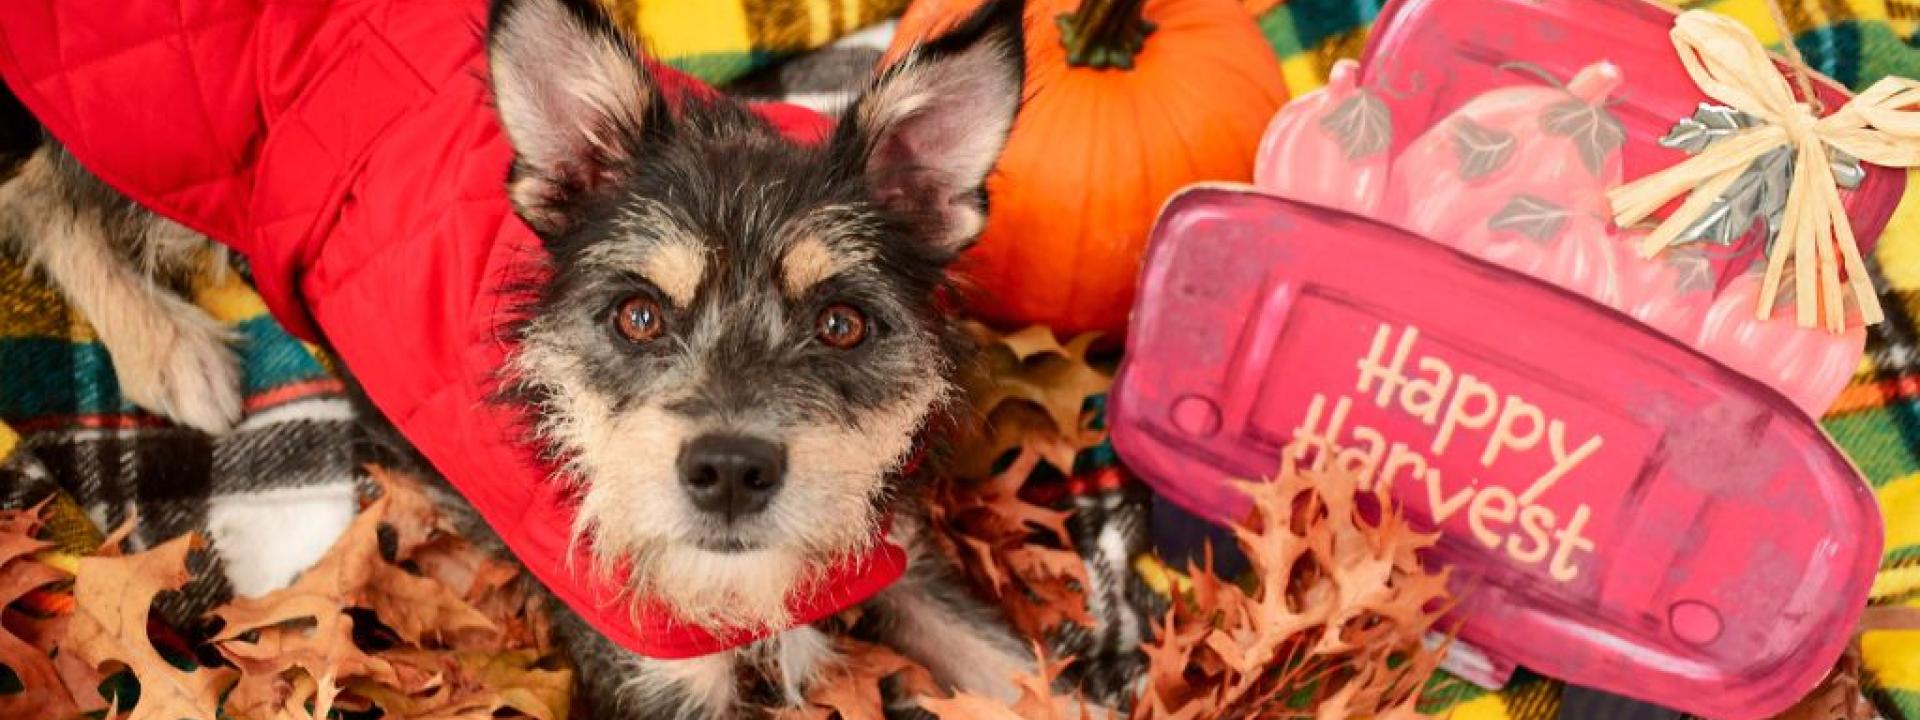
(781, 235, 854, 298)
(640, 235, 707, 306)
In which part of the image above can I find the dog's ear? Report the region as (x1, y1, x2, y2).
(838, 0, 1025, 254)
(489, 0, 654, 235)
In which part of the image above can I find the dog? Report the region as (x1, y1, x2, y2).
(0, 0, 1102, 716)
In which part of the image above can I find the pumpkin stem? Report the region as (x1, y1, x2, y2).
(1057, 0, 1155, 70)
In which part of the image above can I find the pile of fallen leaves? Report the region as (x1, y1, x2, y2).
(790, 325, 1454, 718)
(0, 468, 568, 720)
(0, 325, 1453, 720)
(1132, 467, 1451, 719)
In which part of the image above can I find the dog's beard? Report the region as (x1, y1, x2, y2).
(517, 335, 947, 629)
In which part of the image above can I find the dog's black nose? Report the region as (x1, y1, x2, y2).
(678, 434, 785, 520)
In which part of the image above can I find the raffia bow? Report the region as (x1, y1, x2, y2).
(1608, 10, 1920, 332)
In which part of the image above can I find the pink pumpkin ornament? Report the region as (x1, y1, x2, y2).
(1698, 269, 1867, 415)
(1607, 230, 1715, 344)
(1387, 62, 1625, 254)
(1475, 214, 1623, 307)
(1253, 60, 1389, 215)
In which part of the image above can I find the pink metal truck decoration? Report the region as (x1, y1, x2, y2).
(1109, 0, 1898, 716)
(1111, 188, 1882, 719)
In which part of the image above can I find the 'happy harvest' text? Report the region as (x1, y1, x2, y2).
(1283, 323, 1602, 582)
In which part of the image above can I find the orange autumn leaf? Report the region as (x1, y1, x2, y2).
(224, 669, 321, 720)
(0, 508, 87, 720)
(220, 615, 396, 720)
(363, 561, 500, 647)
(214, 475, 496, 647)
(776, 637, 942, 720)
(348, 648, 568, 720)
(65, 533, 237, 720)
(963, 324, 1112, 477)
(1129, 465, 1450, 719)
(934, 446, 1092, 639)
(922, 643, 1090, 720)
(371, 466, 455, 562)
(213, 471, 502, 720)
(7, 469, 564, 720)
(1773, 643, 1876, 720)
(411, 533, 550, 654)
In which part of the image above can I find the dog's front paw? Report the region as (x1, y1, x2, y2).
(109, 300, 244, 434)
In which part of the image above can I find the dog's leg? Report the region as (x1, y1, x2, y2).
(870, 518, 1124, 718)
(0, 146, 242, 433)
(867, 518, 1037, 708)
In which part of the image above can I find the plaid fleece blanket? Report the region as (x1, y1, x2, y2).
(0, 1, 1914, 718)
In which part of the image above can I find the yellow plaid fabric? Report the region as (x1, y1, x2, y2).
(605, 0, 909, 84)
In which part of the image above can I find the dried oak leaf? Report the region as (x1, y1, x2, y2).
(220, 616, 396, 720)
(0, 509, 86, 720)
(1772, 642, 1875, 720)
(933, 447, 1092, 638)
(964, 324, 1112, 476)
(411, 533, 549, 653)
(213, 470, 493, 720)
(375, 465, 455, 561)
(65, 533, 237, 720)
(348, 648, 569, 720)
(224, 669, 320, 720)
(775, 637, 940, 720)
(214, 473, 495, 646)
(1131, 465, 1448, 719)
(922, 643, 1087, 720)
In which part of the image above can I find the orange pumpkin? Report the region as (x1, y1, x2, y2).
(887, 0, 1288, 336)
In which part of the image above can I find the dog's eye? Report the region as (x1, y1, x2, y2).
(815, 304, 868, 349)
(613, 295, 666, 343)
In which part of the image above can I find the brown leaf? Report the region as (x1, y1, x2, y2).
(779, 638, 939, 720)
(461, 650, 571, 720)
(224, 668, 319, 720)
(1772, 643, 1875, 720)
(364, 562, 498, 646)
(922, 644, 1084, 720)
(965, 324, 1112, 477)
(65, 534, 237, 720)
(1130, 464, 1448, 719)
(348, 649, 568, 720)
(371, 466, 451, 562)
(215, 480, 497, 648)
(921, 693, 1027, 720)
(207, 469, 569, 720)
(996, 325, 1075, 362)
(935, 447, 1092, 639)
(0, 510, 86, 720)
(413, 534, 545, 653)
(219, 615, 396, 720)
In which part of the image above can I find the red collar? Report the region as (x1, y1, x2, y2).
(574, 440, 930, 658)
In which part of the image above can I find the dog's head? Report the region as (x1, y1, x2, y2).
(488, 0, 1024, 629)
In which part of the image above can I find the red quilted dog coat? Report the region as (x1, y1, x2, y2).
(0, 0, 906, 657)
